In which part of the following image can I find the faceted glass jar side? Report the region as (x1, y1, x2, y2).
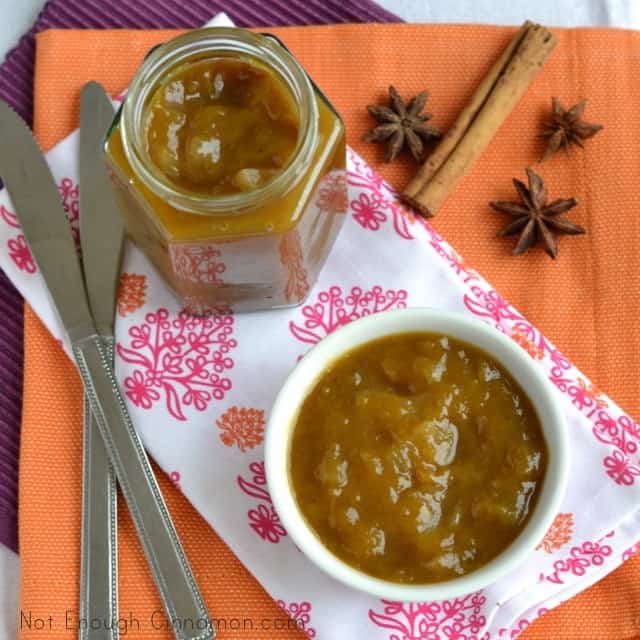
(104, 29, 347, 314)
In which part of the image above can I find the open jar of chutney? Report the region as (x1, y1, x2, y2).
(105, 28, 347, 313)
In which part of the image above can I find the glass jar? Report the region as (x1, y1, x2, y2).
(105, 28, 347, 314)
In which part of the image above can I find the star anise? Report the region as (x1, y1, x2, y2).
(540, 97, 603, 162)
(490, 168, 585, 259)
(363, 85, 441, 162)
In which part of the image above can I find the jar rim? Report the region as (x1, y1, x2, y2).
(120, 27, 319, 215)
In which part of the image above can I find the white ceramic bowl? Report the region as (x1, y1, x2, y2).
(265, 308, 569, 601)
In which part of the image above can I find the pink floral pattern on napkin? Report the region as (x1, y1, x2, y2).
(169, 470, 181, 490)
(2, 205, 36, 274)
(2, 179, 82, 274)
(540, 531, 615, 585)
(369, 593, 488, 640)
(117, 308, 236, 420)
(289, 285, 408, 345)
(58, 177, 80, 248)
(7, 235, 36, 273)
(277, 600, 316, 638)
(622, 541, 639, 562)
(497, 608, 549, 639)
(237, 461, 286, 543)
(347, 149, 423, 240)
(0, 205, 18, 228)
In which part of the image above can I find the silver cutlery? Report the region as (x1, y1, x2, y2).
(78, 82, 122, 640)
(0, 99, 213, 640)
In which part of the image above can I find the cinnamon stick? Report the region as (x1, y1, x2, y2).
(402, 22, 557, 217)
(404, 21, 533, 199)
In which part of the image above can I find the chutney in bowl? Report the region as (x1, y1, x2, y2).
(265, 309, 569, 601)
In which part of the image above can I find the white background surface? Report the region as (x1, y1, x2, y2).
(0, 1, 638, 637)
(378, 0, 640, 27)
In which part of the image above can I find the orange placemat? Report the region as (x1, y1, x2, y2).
(19, 24, 640, 639)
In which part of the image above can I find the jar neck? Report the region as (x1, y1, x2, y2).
(120, 28, 319, 215)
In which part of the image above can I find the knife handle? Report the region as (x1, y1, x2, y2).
(80, 339, 119, 640)
(73, 335, 213, 640)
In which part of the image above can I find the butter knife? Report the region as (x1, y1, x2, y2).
(78, 82, 122, 640)
(0, 100, 213, 640)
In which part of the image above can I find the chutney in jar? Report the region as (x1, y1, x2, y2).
(290, 332, 547, 584)
(105, 28, 347, 313)
(144, 58, 300, 196)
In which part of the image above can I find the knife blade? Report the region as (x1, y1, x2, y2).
(78, 81, 122, 640)
(0, 99, 213, 640)
(0, 107, 94, 342)
(80, 82, 124, 338)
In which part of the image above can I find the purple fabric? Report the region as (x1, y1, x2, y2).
(0, 1, 400, 553)
(0, 268, 22, 553)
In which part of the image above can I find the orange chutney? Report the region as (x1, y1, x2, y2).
(104, 29, 347, 313)
(290, 333, 547, 584)
(143, 58, 300, 196)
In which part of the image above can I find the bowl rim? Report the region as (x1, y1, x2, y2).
(265, 307, 570, 601)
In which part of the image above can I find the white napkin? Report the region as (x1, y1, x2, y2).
(2, 17, 639, 639)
